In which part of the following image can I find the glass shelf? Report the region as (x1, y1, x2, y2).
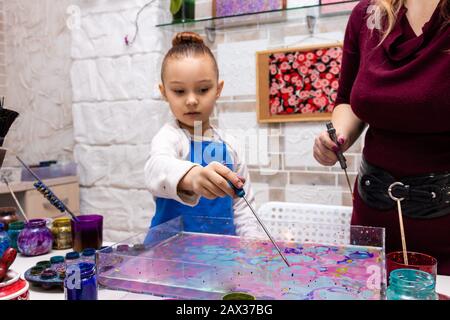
(156, 0, 358, 35)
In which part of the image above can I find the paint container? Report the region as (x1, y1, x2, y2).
(81, 248, 96, 264)
(386, 251, 437, 283)
(40, 269, 57, 281)
(64, 262, 98, 300)
(30, 266, 44, 276)
(222, 292, 256, 300)
(50, 256, 65, 272)
(7, 221, 24, 250)
(0, 207, 18, 231)
(51, 217, 72, 250)
(17, 219, 53, 256)
(71, 215, 103, 252)
(65, 251, 80, 267)
(36, 261, 52, 269)
(386, 269, 438, 300)
(0, 223, 11, 257)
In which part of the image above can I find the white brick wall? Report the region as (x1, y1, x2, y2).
(71, 0, 168, 241)
(3, 0, 74, 165)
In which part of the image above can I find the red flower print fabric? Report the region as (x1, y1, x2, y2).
(268, 46, 343, 115)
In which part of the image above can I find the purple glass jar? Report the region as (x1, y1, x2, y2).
(17, 219, 53, 256)
(71, 215, 103, 252)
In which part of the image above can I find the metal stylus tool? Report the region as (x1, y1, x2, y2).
(228, 181, 291, 267)
(326, 122, 353, 198)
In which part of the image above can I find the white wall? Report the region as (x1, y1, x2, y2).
(4, 0, 73, 165)
(70, 0, 170, 241)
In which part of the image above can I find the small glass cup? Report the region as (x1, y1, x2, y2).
(386, 269, 438, 300)
(386, 251, 437, 282)
(71, 215, 103, 252)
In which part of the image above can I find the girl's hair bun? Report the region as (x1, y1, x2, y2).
(172, 32, 205, 47)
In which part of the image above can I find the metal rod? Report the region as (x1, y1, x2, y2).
(343, 168, 354, 201)
(242, 196, 291, 267)
(2, 178, 28, 222)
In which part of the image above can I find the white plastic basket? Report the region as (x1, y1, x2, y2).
(258, 201, 353, 245)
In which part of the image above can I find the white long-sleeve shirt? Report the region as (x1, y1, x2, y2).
(144, 119, 263, 238)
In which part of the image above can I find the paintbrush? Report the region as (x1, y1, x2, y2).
(0, 97, 19, 147)
(15, 155, 79, 222)
(2, 177, 29, 222)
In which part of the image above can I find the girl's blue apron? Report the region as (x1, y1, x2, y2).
(149, 139, 236, 235)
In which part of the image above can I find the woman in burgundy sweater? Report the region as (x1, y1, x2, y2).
(314, 0, 450, 275)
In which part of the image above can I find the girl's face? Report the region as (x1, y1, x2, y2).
(160, 55, 224, 134)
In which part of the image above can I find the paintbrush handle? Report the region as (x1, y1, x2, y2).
(33, 181, 79, 222)
(326, 122, 347, 170)
(2, 178, 28, 222)
(16, 155, 79, 222)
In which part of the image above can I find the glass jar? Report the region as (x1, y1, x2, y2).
(0, 207, 19, 231)
(7, 221, 24, 250)
(0, 223, 11, 257)
(51, 217, 72, 250)
(64, 262, 98, 300)
(81, 248, 96, 264)
(50, 255, 65, 270)
(65, 251, 80, 267)
(172, 0, 195, 23)
(17, 219, 53, 256)
(386, 268, 438, 300)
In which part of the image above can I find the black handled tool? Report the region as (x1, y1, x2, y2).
(228, 181, 290, 267)
(326, 122, 353, 197)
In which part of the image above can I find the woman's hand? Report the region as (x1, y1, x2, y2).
(178, 161, 244, 199)
(313, 130, 349, 166)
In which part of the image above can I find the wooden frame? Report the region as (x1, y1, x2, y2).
(212, 0, 287, 18)
(256, 42, 343, 123)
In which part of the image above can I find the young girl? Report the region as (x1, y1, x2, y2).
(144, 32, 261, 237)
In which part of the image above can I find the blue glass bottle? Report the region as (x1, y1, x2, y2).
(386, 268, 438, 300)
(64, 262, 98, 300)
(0, 223, 11, 257)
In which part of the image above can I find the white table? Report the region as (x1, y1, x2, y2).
(11, 246, 450, 300)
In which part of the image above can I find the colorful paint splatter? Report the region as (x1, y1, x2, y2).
(268, 46, 343, 115)
(98, 233, 383, 300)
(215, 0, 284, 17)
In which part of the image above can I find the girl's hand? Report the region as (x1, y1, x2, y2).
(179, 161, 244, 199)
(313, 130, 349, 166)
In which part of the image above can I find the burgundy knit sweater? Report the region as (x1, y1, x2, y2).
(337, 0, 450, 275)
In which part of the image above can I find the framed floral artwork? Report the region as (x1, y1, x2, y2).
(213, 0, 287, 17)
(256, 43, 343, 123)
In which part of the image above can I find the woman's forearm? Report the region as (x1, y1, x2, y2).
(331, 103, 366, 150)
